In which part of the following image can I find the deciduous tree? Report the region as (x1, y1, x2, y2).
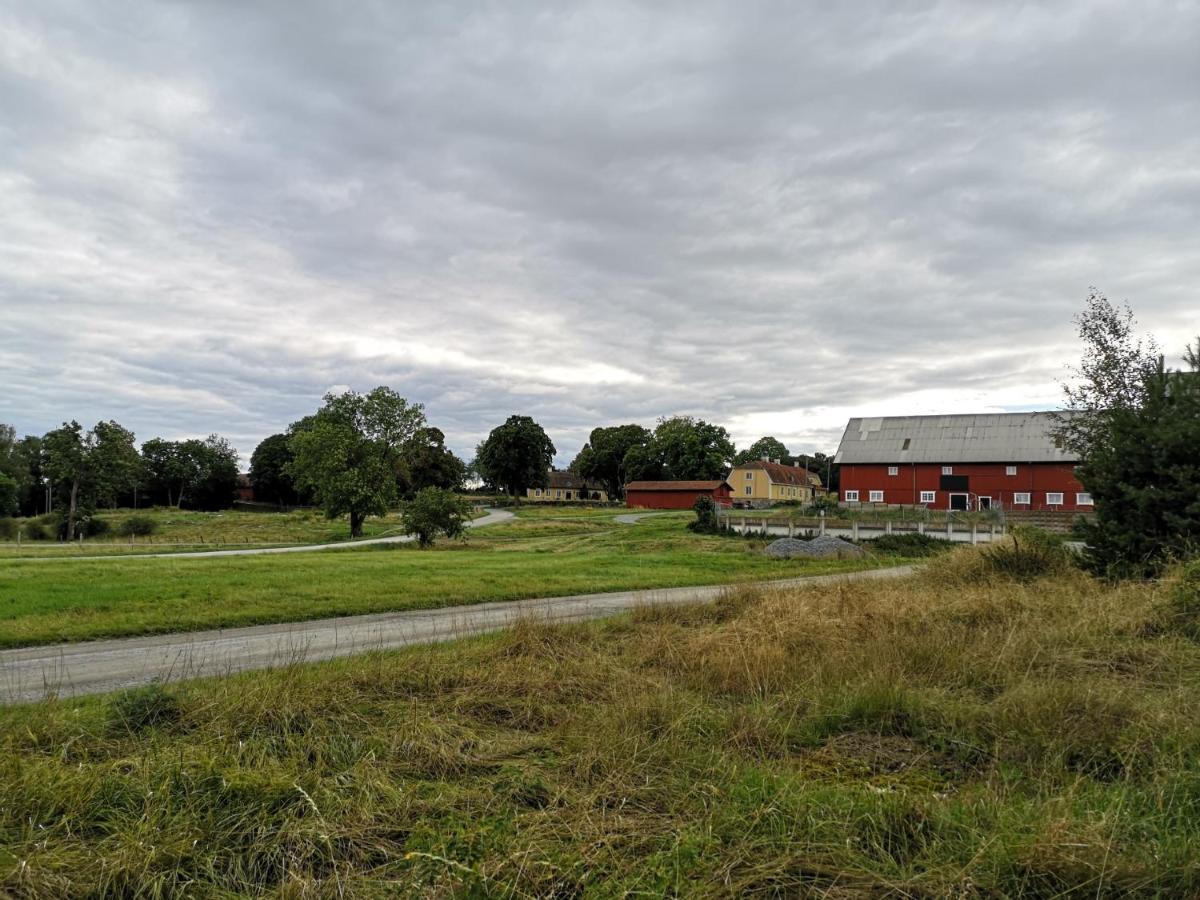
(733, 436, 790, 465)
(570, 424, 652, 499)
(251, 433, 304, 507)
(43, 420, 139, 540)
(401, 486, 472, 547)
(473, 415, 555, 496)
(288, 387, 426, 537)
(650, 416, 735, 481)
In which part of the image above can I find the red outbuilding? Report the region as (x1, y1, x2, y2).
(834, 412, 1090, 512)
(625, 479, 734, 510)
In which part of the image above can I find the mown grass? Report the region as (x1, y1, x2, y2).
(0, 507, 422, 557)
(2, 552, 1197, 896)
(0, 513, 893, 648)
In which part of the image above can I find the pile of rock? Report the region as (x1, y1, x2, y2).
(764, 535, 865, 559)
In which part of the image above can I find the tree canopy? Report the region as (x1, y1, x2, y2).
(288, 387, 426, 536)
(570, 424, 652, 498)
(1060, 291, 1200, 577)
(403, 427, 466, 496)
(43, 419, 140, 540)
(401, 486, 473, 547)
(250, 433, 305, 507)
(648, 416, 735, 481)
(141, 435, 239, 510)
(733, 436, 790, 466)
(473, 415, 555, 495)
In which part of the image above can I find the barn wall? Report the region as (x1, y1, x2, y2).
(839, 462, 1087, 510)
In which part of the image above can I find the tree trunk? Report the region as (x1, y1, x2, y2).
(350, 509, 365, 538)
(66, 478, 79, 542)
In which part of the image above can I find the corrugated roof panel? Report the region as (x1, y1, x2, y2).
(834, 411, 1081, 464)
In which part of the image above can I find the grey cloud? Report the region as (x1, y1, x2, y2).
(1, 1, 1197, 467)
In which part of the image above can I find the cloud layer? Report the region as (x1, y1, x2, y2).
(2, 1, 1197, 465)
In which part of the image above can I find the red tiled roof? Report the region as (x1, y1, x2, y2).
(625, 480, 730, 491)
(737, 460, 823, 487)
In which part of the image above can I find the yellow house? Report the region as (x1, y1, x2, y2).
(727, 459, 823, 507)
(526, 470, 610, 503)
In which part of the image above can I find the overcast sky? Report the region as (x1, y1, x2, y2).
(2, 2, 1197, 467)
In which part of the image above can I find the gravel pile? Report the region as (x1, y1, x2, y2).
(764, 535, 866, 559)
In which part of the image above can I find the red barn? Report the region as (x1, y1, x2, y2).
(834, 412, 1089, 512)
(625, 480, 734, 510)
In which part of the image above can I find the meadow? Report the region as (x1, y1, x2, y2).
(0, 509, 894, 648)
(1, 549, 1197, 896)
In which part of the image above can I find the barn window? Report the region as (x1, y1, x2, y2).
(869, 490, 884, 502)
(844, 490, 859, 502)
(919, 490, 935, 503)
(1006, 465, 1017, 475)
(1076, 493, 1093, 506)
(902, 438, 911, 450)
(887, 466, 898, 476)
(1046, 492, 1063, 505)
(1014, 492, 1031, 504)
(941, 466, 953, 475)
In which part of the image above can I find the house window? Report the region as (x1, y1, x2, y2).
(1076, 492, 1094, 506)
(844, 490, 859, 502)
(555, 490, 562, 499)
(888, 466, 898, 476)
(745, 486, 752, 495)
(941, 466, 953, 475)
(869, 490, 884, 502)
(1014, 492, 1031, 504)
(1046, 492, 1064, 505)
(534, 489, 542, 497)
(919, 491, 935, 504)
(1006, 465, 1017, 476)
(745, 472, 753, 479)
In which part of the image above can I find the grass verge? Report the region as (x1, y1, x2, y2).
(2, 554, 1197, 895)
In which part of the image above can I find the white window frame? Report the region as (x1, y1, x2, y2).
(745, 471, 753, 479)
(534, 488, 542, 497)
(1076, 492, 1093, 506)
(887, 466, 898, 476)
(844, 490, 859, 502)
(744, 486, 752, 495)
(555, 490, 562, 499)
(919, 490, 936, 504)
(1005, 465, 1017, 476)
(941, 465, 953, 475)
(1046, 492, 1064, 506)
(1013, 492, 1031, 504)
(869, 490, 884, 503)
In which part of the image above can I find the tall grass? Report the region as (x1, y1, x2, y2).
(2, 550, 1198, 895)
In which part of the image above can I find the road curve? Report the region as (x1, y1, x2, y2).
(9, 508, 517, 562)
(0, 565, 916, 704)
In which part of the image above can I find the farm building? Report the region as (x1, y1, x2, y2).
(834, 412, 1089, 512)
(624, 480, 734, 510)
(526, 470, 609, 502)
(727, 458, 824, 507)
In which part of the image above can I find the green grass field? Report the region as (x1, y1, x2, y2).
(2, 553, 1197, 896)
(0, 510, 894, 648)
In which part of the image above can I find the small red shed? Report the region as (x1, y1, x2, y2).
(624, 480, 734, 510)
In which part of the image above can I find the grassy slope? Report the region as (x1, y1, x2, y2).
(0, 512, 891, 648)
(2, 554, 1197, 896)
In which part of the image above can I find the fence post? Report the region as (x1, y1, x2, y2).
(971, 524, 978, 545)
(917, 521, 925, 535)
(885, 521, 893, 534)
(851, 521, 859, 541)
(819, 510, 826, 536)
(946, 520, 953, 539)
(788, 521, 794, 538)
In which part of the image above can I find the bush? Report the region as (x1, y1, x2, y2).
(0, 517, 17, 540)
(982, 527, 1075, 581)
(81, 517, 110, 537)
(402, 487, 473, 547)
(689, 495, 719, 533)
(863, 532, 953, 558)
(117, 515, 158, 537)
(20, 516, 52, 541)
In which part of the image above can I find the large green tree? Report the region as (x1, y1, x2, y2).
(401, 486, 473, 548)
(473, 416, 555, 495)
(570, 424, 652, 499)
(141, 435, 240, 510)
(650, 416, 735, 481)
(43, 420, 140, 540)
(403, 427, 466, 495)
(288, 387, 426, 537)
(250, 433, 304, 507)
(733, 436, 790, 466)
(1060, 291, 1200, 577)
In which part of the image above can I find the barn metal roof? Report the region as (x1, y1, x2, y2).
(833, 412, 1081, 465)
